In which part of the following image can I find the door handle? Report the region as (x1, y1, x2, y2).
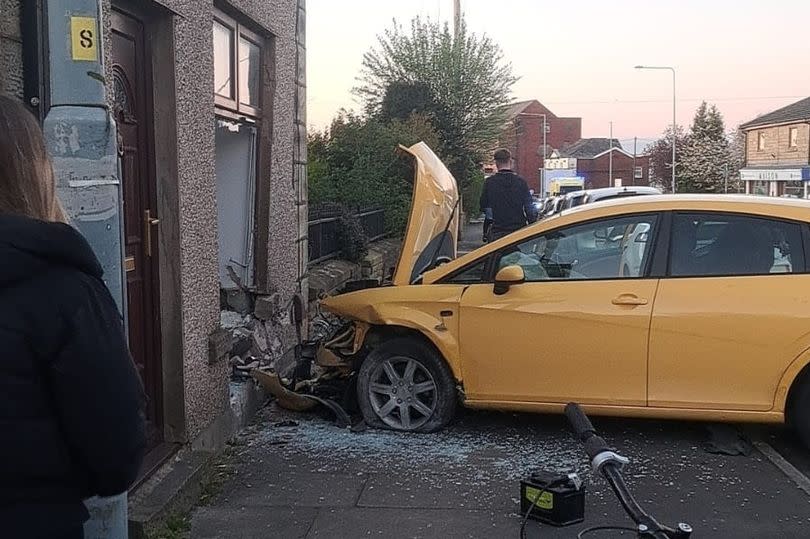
(611, 294, 648, 306)
(144, 209, 160, 258)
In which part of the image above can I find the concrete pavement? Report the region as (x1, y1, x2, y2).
(190, 406, 810, 538)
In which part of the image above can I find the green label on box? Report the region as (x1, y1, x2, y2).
(525, 486, 554, 510)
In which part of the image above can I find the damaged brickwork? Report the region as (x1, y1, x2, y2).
(220, 289, 302, 376)
(221, 237, 400, 380)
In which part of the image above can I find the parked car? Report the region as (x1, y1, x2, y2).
(319, 143, 810, 448)
(532, 195, 545, 217)
(542, 196, 564, 218)
(557, 186, 662, 214)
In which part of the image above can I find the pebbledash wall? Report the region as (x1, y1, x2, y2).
(1, 0, 24, 98)
(2, 0, 307, 446)
(98, 0, 308, 443)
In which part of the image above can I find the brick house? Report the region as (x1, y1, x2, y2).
(739, 97, 810, 197)
(2, 0, 308, 483)
(544, 138, 651, 193)
(498, 100, 582, 191)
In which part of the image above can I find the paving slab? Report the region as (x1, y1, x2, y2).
(190, 506, 317, 539)
(306, 507, 517, 538)
(217, 471, 367, 508)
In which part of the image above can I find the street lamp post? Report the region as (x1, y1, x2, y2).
(540, 114, 547, 164)
(540, 114, 547, 193)
(609, 121, 614, 186)
(635, 65, 676, 193)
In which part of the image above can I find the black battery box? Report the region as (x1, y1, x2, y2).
(520, 470, 585, 527)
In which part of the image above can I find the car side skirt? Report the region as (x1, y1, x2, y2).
(464, 399, 784, 424)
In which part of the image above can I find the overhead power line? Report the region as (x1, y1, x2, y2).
(544, 95, 805, 106)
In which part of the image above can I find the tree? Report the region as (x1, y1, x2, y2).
(355, 17, 517, 194)
(307, 112, 441, 236)
(647, 124, 688, 192)
(648, 102, 742, 193)
(727, 127, 746, 193)
(680, 102, 732, 193)
(378, 81, 437, 123)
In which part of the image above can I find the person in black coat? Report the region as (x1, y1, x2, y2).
(0, 95, 146, 539)
(479, 148, 538, 242)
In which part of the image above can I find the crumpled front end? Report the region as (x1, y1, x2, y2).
(251, 317, 366, 426)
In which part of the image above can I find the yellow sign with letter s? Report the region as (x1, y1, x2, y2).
(70, 17, 98, 62)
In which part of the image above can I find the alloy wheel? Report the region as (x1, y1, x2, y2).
(367, 356, 438, 430)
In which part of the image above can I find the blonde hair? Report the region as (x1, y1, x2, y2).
(0, 94, 68, 223)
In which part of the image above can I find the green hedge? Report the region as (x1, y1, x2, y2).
(308, 112, 441, 238)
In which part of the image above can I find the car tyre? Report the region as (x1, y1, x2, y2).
(357, 338, 457, 433)
(789, 376, 810, 449)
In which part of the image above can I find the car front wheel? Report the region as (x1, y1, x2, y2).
(357, 338, 457, 432)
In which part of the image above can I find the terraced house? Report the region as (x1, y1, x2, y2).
(740, 96, 810, 198)
(1, 0, 308, 511)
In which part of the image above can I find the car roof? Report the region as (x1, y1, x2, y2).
(586, 186, 661, 199)
(562, 186, 659, 201)
(562, 193, 810, 216)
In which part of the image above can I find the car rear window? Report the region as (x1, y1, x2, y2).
(670, 213, 805, 277)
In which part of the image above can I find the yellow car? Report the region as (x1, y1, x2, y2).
(321, 142, 810, 446)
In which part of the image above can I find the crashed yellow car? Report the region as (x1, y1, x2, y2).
(320, 142, 810, 446)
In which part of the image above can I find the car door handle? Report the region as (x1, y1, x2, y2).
(612, 294, 648, 306)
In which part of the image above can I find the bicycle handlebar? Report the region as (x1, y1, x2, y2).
(564, 402, 595, 439)
(564, 402, 692, 539)
(565, 403, 611, 460)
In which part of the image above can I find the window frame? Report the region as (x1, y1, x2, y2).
(664, 210, 809, 279)
(213, 14, 238, 110)
(789, 126, 799, 149)
(236, 25, 263, 117)
(439, 254, 495, 285)
(213, 9, 264, 118)
(757, 131, 766, 152)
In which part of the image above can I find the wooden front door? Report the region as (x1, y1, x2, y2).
(112, 7, 163, 447)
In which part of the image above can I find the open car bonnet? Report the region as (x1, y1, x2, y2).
(392, 142, 460, 285)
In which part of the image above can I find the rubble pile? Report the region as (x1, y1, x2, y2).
(220, 289, 302, 379)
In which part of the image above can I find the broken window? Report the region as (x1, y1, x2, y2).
(213, 9, 272, 292)
(213, 9, 264, 116)
(216, 119, 257, 289)
(213, 19, 235, 100)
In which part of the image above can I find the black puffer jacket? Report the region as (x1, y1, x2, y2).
(0, 214, 146, 538)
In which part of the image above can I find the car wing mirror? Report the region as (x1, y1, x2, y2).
(494, 265, 525, 295)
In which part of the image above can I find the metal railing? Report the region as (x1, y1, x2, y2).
(308, 206, 386, 265)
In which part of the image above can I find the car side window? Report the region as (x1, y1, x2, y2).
(670, 213, 805, 277)
(495, 215, 659, 281)
(443, 258, 488, 284)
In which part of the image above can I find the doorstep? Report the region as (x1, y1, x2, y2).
(128, 448, 214, 539)
(128, 379, 268, 538)
(131, 443, 182, 492)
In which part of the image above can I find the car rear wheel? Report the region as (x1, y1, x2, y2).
(789, 376, 810, 449)
(357, 338, 457, 432)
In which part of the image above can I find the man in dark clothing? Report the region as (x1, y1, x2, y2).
(0, 214, 146, 538)
(480, 148, 537, 241)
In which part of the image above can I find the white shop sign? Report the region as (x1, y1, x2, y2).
(740, 168, 804, 182)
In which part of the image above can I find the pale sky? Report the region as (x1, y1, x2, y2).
(307, 0, 809, 141)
